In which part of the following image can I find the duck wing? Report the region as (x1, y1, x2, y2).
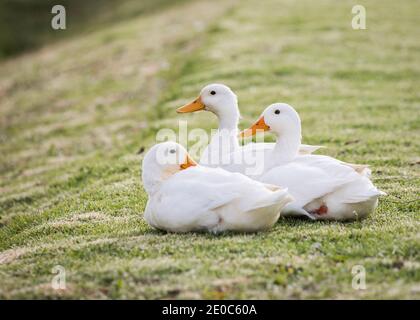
(260, 155, 362, 207)
(299, 144, 324, 155)
(240, 142, 323, 154)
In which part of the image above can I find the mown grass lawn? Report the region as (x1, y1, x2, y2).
(0, 0, 419, 299)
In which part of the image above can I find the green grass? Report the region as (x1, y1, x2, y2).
(0, 0, 419, 299)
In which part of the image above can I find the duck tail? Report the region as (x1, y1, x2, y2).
(341, 161, 371, 176)
(299, 144, 324, 155)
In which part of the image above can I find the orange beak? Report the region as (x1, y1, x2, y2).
(239, 116, 270, 138)
(180, 154, 197, 170)
(177, 96, 205, 113)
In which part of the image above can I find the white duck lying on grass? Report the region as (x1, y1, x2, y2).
(142, 141, 293, 233)
(177, 84, 322, 169)
(240, 103, 386, 221)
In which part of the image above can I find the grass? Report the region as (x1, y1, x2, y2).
(0, 0, 419, 299)
(0, 0, 189, 58)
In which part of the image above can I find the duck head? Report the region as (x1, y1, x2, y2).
(142, 142, 197, 194)
(177, 84, 239, 129)
(239, 103, 301, 139)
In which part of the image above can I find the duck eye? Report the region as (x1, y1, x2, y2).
(169, 149, 176, 154)
(274, 109, 280, 115)
(210, 90, 216, 95)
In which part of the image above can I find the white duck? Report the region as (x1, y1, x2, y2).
(141, 141, 292, 233)
(240, 103, 385, 221)
(176, 84, 321, 169)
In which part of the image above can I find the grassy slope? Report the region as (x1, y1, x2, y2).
(0, 0, 189, 58)
(0, 0, 419, 299)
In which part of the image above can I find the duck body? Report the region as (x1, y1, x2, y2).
(259, 154, 383, 220)
(240, 103, 385, 221)
(142, 142, 292, 233)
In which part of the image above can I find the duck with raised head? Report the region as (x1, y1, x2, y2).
(240, 103, 385, 221)
(142, 141, 293, 233)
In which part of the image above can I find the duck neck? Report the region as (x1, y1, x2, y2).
(142, 162, 176, 195)
(217, 107, 239, 131)
(214, 105, 240, 151)
(270, 130, 301, 165)
(142, 167, 162, 195)
(200, 105, 240, 166)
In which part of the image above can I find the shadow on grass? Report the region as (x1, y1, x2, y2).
(141, 216, 356, 238)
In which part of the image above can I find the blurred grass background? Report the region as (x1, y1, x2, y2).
(0, 0, 187, 58)
(0, 0, 419, 299)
